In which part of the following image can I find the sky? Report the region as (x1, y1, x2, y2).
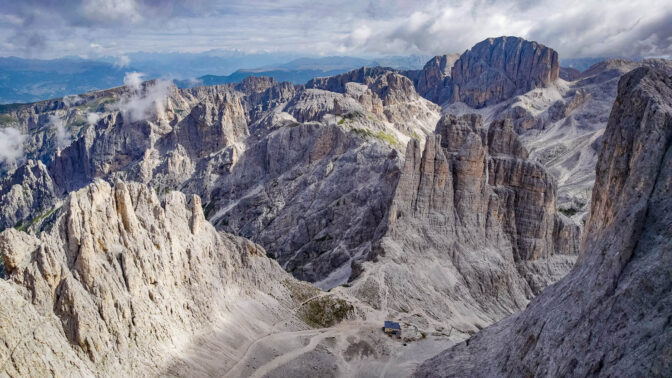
(0, 0, 671, 61)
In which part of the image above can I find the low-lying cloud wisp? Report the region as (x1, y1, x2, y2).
(118, 72, 173, 122)
(48, 115, 72, 149)
(115, 55, 131, 68)
(0, 127, 27, 165)
(86, 112, 101, 125)
(63, 94, 82, 107)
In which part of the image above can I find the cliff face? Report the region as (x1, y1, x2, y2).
(443, 54, 672, 223)
(450, 36, 559, 108)
(346, 113, 579, 334)
(0, 68, 440, 289)
(404, 37, 559, 108)
(0, 159, 57, 231)
(415, 67, 672, 377)
(0, 180, 314, 376)
(404, 53, 460, 104)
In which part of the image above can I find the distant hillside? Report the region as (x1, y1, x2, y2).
(0, 57, 132, 104)
(0, 54, 431, 103)
(176, 55, 431, 87)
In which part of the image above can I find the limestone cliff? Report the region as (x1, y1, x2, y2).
(346, 113, 579, 334)
(450, 36, 559, 108)
(406, 54, 461, 104)
(402, 37, 559, 108)
(0, 180, 314, 376)
(415, 67, 672, 377)
(0, 68, 440, 289)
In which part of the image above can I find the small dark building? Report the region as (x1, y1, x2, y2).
(383, 321, 401, 337)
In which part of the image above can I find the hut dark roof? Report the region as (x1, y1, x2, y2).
(384, 321, 401, 330)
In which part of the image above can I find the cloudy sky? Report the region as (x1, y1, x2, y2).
(1, 0, 671, 60)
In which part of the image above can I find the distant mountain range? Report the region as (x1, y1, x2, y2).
(0, 51, 633, 105)
(0, 53, 431, 104)
(169, 55, 434, 88)
(0, 57, 131, 104)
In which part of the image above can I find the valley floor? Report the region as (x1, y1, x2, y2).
(175, 318, 456, 377)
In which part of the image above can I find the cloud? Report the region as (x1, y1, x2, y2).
(0, 128, 27, 165)
(48, 115, 72, 149)
(118, 73, 173, 122)
(123, 71, 145, 90)
(86, 112, 101, 125)
(79, 0, 143, 25)
(115, 55, 131, 68)
(185, 77, 203, 87)
(338, 0, 672, 59)
(0, 0, 670, 60)
(63, 94, 82, 107)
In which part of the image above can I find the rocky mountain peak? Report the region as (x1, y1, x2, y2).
(450, 36, 560, 108)
(346, 112, 579, 335)
(405, 36, 560, 108)
(0, 179, 314, 375)
(415, 66, 672, 377)
(409, 53, 461, 103)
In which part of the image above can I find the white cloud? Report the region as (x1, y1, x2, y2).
(48, 115, 72, 149)
(338, 0, 672, 59)
(1, 0, 670, 60)
(118, 74, 173, 122)
(63, 94, 81, 107)
(185, 77, 203, 87)
(123, 71, 145, 91)
(80, 0, 143, 25)
(86, 112, 101, 125)
(115, 55, 131, 68)
(0, 128, 27, 164)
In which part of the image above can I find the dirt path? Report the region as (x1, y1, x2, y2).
(247, 328, 332, 378)
(222, 292, 329, 377)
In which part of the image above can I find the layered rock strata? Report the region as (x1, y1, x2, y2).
(415, 67, 672, 377)
(450, 36, 559, 108)
(347, 113, 579, 334)
(0, 180, 314, 376)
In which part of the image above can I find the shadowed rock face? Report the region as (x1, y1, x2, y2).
(209, 122, 401, 284)
(346, 113, 579, 333)
(404, 54, 461, 104)
(0, 159, 57, 231)
(450, 36, 559, 108)
(415, 67, 672, 377)
(403, 37, 559, 108)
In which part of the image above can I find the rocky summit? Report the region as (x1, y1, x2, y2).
(0, 32, 670, 377)
(0, 179, 317, 376)
(415, 66, 672, 377)
(406, 36, 559, 108)
(345, 113, 578, 337)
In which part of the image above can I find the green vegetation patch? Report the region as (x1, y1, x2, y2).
(77, 96, 117, 112)
(33, 207, 56, 224)
(69, 115, 88, 127)
(0, 114, 18, 126)
(298, 295, 354, 328)
(283, 278, 321, 303)
(13, 207, 58, 233)
(351, 128, 401, 147)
